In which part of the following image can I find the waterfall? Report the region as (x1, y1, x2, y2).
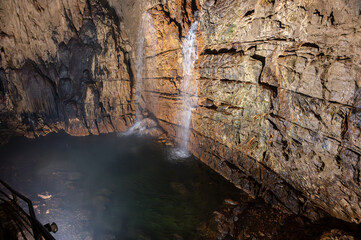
(135, 12, 149, 121)
(125, 12, 157, 135)
(145, 14, 158, 115)
(135, 12, 157, 122)
(172, 20, 199, 158)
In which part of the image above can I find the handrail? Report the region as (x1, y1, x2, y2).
(0, 179, 57, 240)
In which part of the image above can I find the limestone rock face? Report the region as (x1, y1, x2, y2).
(1, 0, 361, 224)
(0, 0, 134, 141)
(193, 0, 361, 223)
(128, 0, 361, 223)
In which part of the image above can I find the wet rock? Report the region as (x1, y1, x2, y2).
(0, 0, 134, 139)
(224, 199, 239, 206)
(1, 0, 361, 225)
(197, 198, 361, 240)
(320, 229, 355, 240)
(37, 192, 52, 200)
(190, 0, 361, 223)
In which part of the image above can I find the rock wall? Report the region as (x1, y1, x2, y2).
(129, 0, 361, 223)
(191, 0, 361, 224)
(0, 0, 134, 141)
(1, 0, 361, 224)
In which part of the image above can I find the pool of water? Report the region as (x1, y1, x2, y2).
(0, 133, 241, 240)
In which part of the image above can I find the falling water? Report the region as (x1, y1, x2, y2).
(145, 15, 158, 115)
(173, 20, 199, 158)
(135, 12, 149, 121)
(126, 12, 157, 135)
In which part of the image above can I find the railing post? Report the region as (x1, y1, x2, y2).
(0, 179, 57, 240)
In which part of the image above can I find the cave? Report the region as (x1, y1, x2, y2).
(0, 0, 361, 239)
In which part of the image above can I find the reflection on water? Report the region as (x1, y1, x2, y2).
(0, 133, 241, 240)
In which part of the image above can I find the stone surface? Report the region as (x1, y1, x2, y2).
(0, 0, 134, 142)
(130, 0, 361, 224)
(197, 198, 361, 240)
(1, 0, 361, 225)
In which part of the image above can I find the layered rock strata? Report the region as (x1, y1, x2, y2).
(1, 0, 361, 224)
(129, 0, 361, 224)
(191, 0, 361, 224)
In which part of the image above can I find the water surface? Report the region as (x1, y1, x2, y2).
(0, 133, 240, 240)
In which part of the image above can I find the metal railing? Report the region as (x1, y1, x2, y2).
(0, 179, 57, 240)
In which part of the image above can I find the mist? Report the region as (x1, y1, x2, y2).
(0, 133, 240, 239)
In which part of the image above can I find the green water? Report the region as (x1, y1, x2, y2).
(0, 133, 240, 240)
